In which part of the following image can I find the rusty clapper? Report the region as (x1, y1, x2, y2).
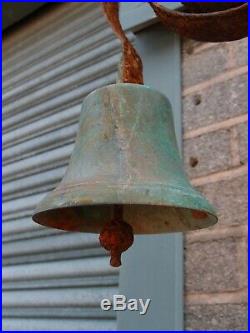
(32, 2, 248, 267)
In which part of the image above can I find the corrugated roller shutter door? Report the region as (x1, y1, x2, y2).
(2, 3, 134, 331)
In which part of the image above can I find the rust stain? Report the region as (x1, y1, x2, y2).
(192, 210, 208, 220)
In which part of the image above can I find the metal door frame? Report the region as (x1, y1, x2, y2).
(118, 6, 183, 331)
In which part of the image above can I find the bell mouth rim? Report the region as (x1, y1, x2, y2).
(33, 203, 218, 235)
(32, 183, 218, 234)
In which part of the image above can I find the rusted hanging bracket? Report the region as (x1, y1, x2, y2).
(102, 2, 248, 84)
(180, 2, 246, 13)
(149, 2, 248, 42)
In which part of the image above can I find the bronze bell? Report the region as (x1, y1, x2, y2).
(32, 83, 218, 266)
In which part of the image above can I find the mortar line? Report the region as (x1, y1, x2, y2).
(191, 165, 248, 186)
(184, 114, 248, 139)
(183, 66, 248, 96)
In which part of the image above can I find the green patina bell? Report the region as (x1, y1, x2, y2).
(32, 83, 218, 266)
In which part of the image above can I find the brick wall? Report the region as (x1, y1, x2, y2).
(182, 38, 248, 331)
